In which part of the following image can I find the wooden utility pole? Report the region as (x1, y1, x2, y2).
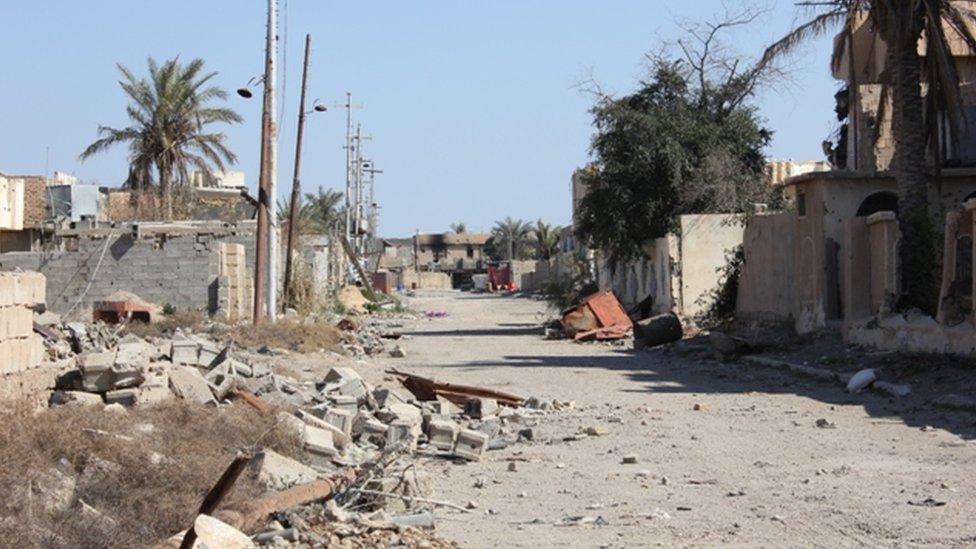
(283, 34, 313, 307)
(253, 0, 277, 323)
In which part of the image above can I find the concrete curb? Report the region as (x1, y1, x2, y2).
(740, 355, 910, 398)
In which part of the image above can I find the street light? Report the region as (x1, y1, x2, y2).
(236, 76, 264, 99)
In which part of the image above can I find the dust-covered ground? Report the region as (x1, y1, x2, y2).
(367, 290, 976, 548)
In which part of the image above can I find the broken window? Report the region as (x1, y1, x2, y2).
(466, 246, 474, 259)
(797, 191, 807, 217)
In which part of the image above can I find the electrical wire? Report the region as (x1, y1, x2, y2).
(63, 234, 111, 318)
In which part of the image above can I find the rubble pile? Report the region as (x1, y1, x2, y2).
(28, 308, 569, 546)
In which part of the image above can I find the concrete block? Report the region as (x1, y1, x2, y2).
(324, 366, 363, 385)
(168, 366, 216, 405)
(304, 425, 338, 457)
(78, 351, 118, 392)
(454, 429, 489, 461)
(324, 408, 354, 437)
(104, 388, 139, 406)
(251, 449, 319, 491)
(51, 390, 104, 406)
(137, 383, 173, 406)
(169, 338, 199, 365)
(386, 419, 418, 452)
(327, 394, 359, 416)
(464, 398, 499, 419)
(296, 409, 350, 448)
(384, 402, 423, 427)
(427, 418, 460, 451)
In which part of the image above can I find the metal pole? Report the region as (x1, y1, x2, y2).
(343, 92, 353, 252)
(253, 0, 275, 323)
(283, 33, 312, 308)
(354, 124, 364, 256)
(266, 0, 279, 319)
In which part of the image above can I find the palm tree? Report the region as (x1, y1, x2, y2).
(450, 222, 467, 234)
(534, 220, 562, 260)
(764, 1, 976, 312)
(303, 187, 345, 233)
(80, 57, 242, 220)
(492, 217, 531, 261)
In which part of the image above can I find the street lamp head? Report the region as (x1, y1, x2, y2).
(313, 104, 327, 112)
(236, 76, 263, 99)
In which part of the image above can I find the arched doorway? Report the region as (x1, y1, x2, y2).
(856, 191, 899, 217)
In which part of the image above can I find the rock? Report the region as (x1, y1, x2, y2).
(389, 345, 407, 358)
(693, 403, 708, 412)
(168, 366, 217, 405)
(815, 418, 836, 429)
(846, 368, 877, 394)
(31, 468, 76, 514)
(621, 454, 638, 464)
(104, 390, 137, 407)
(517, 428, 534, 442)
(635, 313, 683, 347)
(337, 285, 369, 314)
(170, 514, 255, 549)
(251, 450, 319, 491)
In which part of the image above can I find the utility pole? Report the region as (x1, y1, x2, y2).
(283, 33, 312, 307)
(266, 0, 279, 320)
(336, 92, 362, 282)
(363, 161, 383, 254)
(253, 0, 277, 323)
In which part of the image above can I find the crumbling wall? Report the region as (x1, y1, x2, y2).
(401, 270, 452, 290)
(0, 228, 255, 319)
(595, 236, 676, 314)
(0, 271, 52, 402)
(736, 213, 796, 321)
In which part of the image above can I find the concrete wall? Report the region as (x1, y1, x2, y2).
(0, 226, 255, 319)
(679, 214, 746, 319)
(736, 213, 796, 321)
(595, 236, 677, 314)
(401, 270, 452, 290)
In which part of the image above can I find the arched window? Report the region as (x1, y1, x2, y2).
(856, 191, 899, 217)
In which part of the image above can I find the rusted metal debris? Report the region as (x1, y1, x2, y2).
(178, 452, 252, 549)
(242, 469, 357, 530)
(561, 290, 633, 341)
(229, 388, 272, 414)
(93, 300, 153, 324)
(386, 369, 523, 407)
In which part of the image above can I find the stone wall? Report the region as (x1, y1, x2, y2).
(0, 225, 256, 319)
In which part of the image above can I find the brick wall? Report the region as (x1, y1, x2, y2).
(0, 228, 256, 319)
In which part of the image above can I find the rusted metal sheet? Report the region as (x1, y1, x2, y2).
(230, 388, 272, 414)
(561, 290, 633, 340)
(92, 300, 152, 324)
(387, 369, 524, 407)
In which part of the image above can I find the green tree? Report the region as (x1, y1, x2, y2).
(80, 57, 242, 220)
(765, 1, 976, 313)
(534, 220, 562, 260)
(450, 222, 467, 234)
(492, 217, 532, 260)
(576, 58, 772, 264)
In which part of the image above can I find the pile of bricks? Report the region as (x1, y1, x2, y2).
(0, 271, 49, 402)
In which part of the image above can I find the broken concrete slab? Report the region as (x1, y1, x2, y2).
(168, 366, 217, 405)
(251, 449, 319, 491)
(304, 425, 338, 458)
(169, 336, 199, 365)
(324, 408, 354, 437)
(78, 351, 117, 392)
(104, 388, 139, 407)
(386, 419, 418, 451)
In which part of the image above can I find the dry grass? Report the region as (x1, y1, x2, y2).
(213, 320, 342, 354)
(124, 310, 208, 340)
(0, 400, 302, 548)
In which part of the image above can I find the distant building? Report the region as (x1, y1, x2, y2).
(51, 171, 79, 186)
(765, 159, 831, 187)
(191, 170, 246, 190)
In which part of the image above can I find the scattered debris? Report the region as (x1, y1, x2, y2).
(635, 313, 683, 348)
(561, 290, 633, 341)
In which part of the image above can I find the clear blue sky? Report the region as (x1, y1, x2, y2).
(0, 1, 836, 237)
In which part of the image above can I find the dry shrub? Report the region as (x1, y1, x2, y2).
(214, 320, 341, 354)
(0, 400, 302, 548)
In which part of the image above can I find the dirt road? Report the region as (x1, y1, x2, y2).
(371, 291, 976, 548)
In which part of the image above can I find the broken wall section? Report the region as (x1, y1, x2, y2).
(0, 223, 255, 319)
